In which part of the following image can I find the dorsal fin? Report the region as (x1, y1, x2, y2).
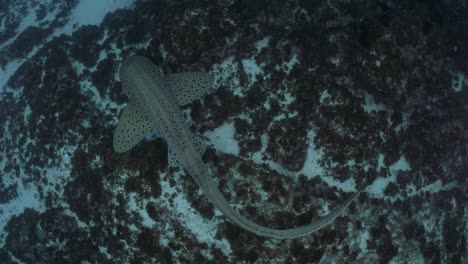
(113, 101, 151, 153)
(164, 72, 214, 106)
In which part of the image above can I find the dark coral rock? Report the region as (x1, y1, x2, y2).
(137, 228, 161, 255)
(422, 241, 441, 264)
(91, 57, 117, 98)
(290, 239, 325, 263)
(396, 171, 411, 189)
(232, 0, 267, 18)
(109, 81, 127, 104)
(376, 239, 398, 264)
(266, 117, 308, 172)
(382, 133, 401, 166)
(219, 221, 265, 261)
(5, 208, 104, 263)
(383, 182, 399, 196)
(112, 138, 165, 199)
(443, 216, 465, 263)
(125, 176, 143, 193)
(156, 1, 229, 66)
(8, 26, 47, 58)
(234, 118, 262, 155)
(65, 150, 111, 223)
(403, 220, 425, 242)
(70, 25, 102, 67)
(0, 0, 466, 262)
(0, 183, 18, 203)
(369, 215, 398, 263)
(0, 249, 12, 263)
(146, 202, 159, 220)
(183, 177, 215, 220)
(0, 19, 19, 48)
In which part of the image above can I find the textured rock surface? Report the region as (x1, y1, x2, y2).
(0, 0, 466, 263)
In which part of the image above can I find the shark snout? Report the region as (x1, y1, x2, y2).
(119, 55, 150, 80)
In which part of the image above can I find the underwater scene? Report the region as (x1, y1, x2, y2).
(0, 0, 467, 263)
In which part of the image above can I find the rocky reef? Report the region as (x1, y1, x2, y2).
(0, 0, 466, 263)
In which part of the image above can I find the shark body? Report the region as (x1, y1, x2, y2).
(114, 55, 361, 239)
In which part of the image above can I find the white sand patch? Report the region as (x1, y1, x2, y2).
(204, 122, 240, 156)
(55, 0, 136, 36)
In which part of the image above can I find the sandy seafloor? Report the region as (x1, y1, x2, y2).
(0, 0, 467, 263)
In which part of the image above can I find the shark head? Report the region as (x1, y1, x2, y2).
(119, 56, 165, 101)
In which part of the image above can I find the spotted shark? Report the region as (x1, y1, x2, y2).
(113, 55, 361, 239)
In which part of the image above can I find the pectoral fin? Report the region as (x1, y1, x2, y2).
(113, 101, 151, 153)
(164, 72, 214, 106)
